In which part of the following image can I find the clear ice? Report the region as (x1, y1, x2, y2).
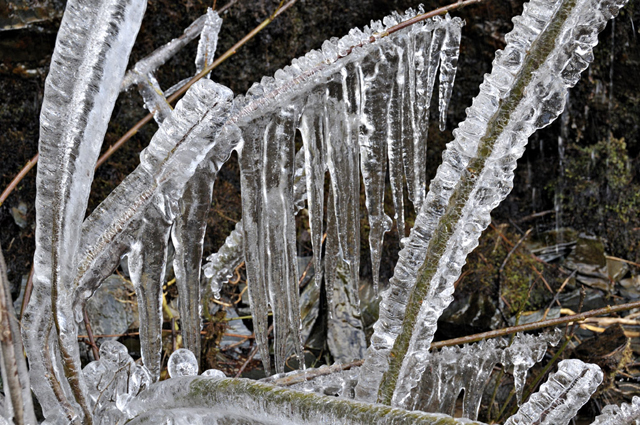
(22, 0, 632, 422)
(355, 0, 629, 406)
(224, 9, 463, 375)
(168, 349, 199, 378)
(590, 396, 640, 425)
(22, 0, 146, 420)
(505, 359, 603, 425)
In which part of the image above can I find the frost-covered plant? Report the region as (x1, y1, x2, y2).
(0, 0, 633, 423)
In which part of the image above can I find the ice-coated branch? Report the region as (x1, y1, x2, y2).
(124, 376, 487, 424)
(0, 244, 36, 425)
(68, 80, 234, 383)
(355, 0, 629, 407)
(505, 359, 603, 425)
(22, 0, 146, 421)
(120, 14, 208, 91)
(590, 396, 640, 425)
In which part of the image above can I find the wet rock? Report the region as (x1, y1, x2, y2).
(525, 228, 578, 263)
(563, 234, 611, 291)
(10, 201, 28, 228)
(0, 0, 64, 31)
(82, 274, 135, 341)
(440, 291, 500, 334)
(619, 275, 640, 299)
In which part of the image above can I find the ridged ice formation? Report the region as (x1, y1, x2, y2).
(355, 0, 629, 407)
(505, 359, 603, 425)
(21, 0, 146, 421)
(227, 8, 462, 374)
(123, 376, 487, 424)
(590, 396, 640, 425)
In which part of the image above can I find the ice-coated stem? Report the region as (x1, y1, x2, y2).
(590, 396, 640, 425)
(355, 0, 629, 407)
(505, 359, 603, 425)
(22, 0, 146, 420)
(0, 245, 36, 425)
(125, 376, 487, 424)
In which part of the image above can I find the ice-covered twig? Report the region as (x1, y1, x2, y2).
(22, 0, 147, 420)
(590, 396, 640, 425)
(505, 359, 602, 425)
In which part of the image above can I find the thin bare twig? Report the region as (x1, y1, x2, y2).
(430, 299, 640, 349)
(0, 244, 33, 424)
(83, 308, 100, 361)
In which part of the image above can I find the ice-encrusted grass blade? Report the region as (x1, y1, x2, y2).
(124, 376, 487, 424)
(353, 0, 629, 406)
(504, 359, 602, 425)
(22, 0, 146, 421)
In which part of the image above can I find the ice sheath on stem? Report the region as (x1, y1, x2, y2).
(355, 0, 629, 407)
(21, 0, 146, 421)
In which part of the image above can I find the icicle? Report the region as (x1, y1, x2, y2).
(460, 339, 503, 420)
(325, 65, 361, 297)
(410, 20, 436, 211)
(438, 15, 463, 131)
(195, 8, 222, 77)
(124, 376, 487, 424)
(357, 44, 393, 294)
(324, 184, 340, 318)
(590, 396, 640, 425)
(299, 91, 326, 290)
(355, 0, 629, 407)
(504, 359, 602, 425)
(202, 150, 306, 300)
(502, 329, 562, 404)
(172, 139, 233, 363)
(385, 38, 407, 239)
(238, 103, 303, 374)
(128, 198, 172, 381)
(171, 162, 215, 362)
(136, 71, 173, 124)
(425, 17, 445, 125)
(22, 0, 146, 420)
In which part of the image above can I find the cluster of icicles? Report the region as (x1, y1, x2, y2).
(8, 0, 636, 423)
